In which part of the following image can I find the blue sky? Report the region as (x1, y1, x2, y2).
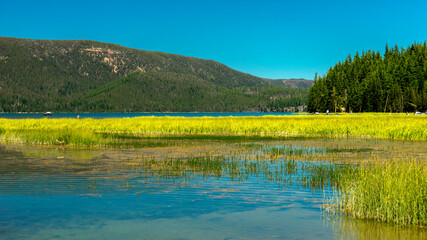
(1, 0, 426, 80)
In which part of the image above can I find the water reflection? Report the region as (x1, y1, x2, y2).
(0, 138, 426, 239)
(0, 143, 338, 195)
(327, 214, 427, 240)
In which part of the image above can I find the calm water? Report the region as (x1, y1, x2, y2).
(0, 112, 296, 119)
(1, 139, 426, 239)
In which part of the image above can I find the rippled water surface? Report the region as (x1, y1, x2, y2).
(1, 138, 426, 239)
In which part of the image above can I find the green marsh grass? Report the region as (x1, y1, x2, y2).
(0, 114, 426, 146)
(119, 143, 343, 192)
(128, 143, 427, 227)
(334, 159, 427, 226)
(128, 154, 336, 190)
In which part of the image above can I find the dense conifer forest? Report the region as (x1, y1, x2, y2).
(308, 42, 427, 113)
(0, 37, 311, 113)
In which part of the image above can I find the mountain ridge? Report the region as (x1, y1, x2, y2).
(0, 37, 309, 112)
(270, 78, 313, 88)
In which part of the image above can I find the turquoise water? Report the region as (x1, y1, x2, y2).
(0, 181, 333, 239)
(1, 139, 426, 239)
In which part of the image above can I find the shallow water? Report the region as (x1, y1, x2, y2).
(0, 139, 426, 239)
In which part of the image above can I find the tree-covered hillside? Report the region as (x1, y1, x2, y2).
(0, 37, 309, 112)
(308, 42, 427, 113)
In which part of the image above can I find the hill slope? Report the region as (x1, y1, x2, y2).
(270, 79, 313, 88)
(0, 37, 309, 112)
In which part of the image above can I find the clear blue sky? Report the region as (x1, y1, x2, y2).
(1, 0, 426, 80)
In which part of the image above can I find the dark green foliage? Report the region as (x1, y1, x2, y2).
(308, 42, 427, 113)
(0, 37, 309, 112)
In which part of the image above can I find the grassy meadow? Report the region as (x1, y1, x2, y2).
(0, 114, 426, 146)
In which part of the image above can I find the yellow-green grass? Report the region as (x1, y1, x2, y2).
(335, 159, 427, 226)
(0, 114, 426, 146)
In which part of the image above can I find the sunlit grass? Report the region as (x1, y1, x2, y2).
(333, 159, 427, 226)
(0, 114, 426, 146)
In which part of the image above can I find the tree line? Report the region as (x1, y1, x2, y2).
(308, 42, 427, 113)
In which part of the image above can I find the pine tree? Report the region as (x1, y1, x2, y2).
(307, 42, 427, 113)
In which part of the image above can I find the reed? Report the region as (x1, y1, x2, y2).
(0, 114, 426, 146)
(334, 159, 427, 226)
(128, 153, 338, 190)
(99, 147, 427, 227)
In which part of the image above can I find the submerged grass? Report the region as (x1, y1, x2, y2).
(0, 114, 426, 146)
(127, 153, 340, 191)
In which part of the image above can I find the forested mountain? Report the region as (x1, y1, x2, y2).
(308, 42, 427, 113)
(0, 37, 309, 112)
(277, 79, 313, 88)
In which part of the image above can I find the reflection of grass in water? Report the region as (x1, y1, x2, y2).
(328, 213, 427, 240)
(19, 146, 96, 160)
(327, 148, 373, 153)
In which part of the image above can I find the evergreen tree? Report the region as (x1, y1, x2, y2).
(308, 42, 427, 113)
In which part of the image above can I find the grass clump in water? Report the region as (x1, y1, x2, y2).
(335, 159, 427, 226)
(2, 128, 103, 146)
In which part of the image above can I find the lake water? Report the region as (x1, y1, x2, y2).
(0, 112, 296, 119)
(1, 138, 426, 239)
